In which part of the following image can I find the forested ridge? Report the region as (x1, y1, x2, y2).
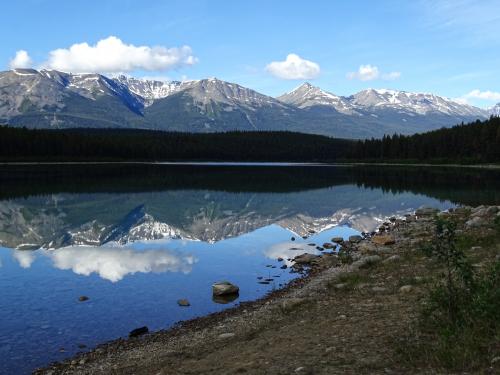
(0, 117, 498, 163)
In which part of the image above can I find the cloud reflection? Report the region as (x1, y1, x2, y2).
(264, 242, 319, 266)
(48, 246, 197, 282)
(12, 250, 36, 269)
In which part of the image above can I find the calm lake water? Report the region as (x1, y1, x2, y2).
(0, 164, 499, 374)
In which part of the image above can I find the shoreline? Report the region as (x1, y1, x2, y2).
(0, 161, 499, 170)
(36, 205, 500, 374)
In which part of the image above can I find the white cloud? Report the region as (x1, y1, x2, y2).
(41, 36, 198, 73)
(9, 50, 33, 69)
(462, 89, 500, 102)
(266, 54, 320, 80)
(48, 245, 197, 282)
(347, 64, 380, 81)
(382, 71, 401, 81)
(347, 64, 401, 81)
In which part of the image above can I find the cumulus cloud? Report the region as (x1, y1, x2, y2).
(266, 54, 320, 80)
(48, 246, 197, 282)
(9, 50, 33, 69)
(462, 89, 500, 102)
(40, 36, 198, 73)
(347, 64, 401, 81)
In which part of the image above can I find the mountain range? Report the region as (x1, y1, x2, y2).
(0, 68, 495, 139)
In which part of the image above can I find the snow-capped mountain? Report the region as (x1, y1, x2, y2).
(277, 82, 359, 115)
(113, 75, 187, 104)
(0, 69, 489, 138)
(278, 83, 487, 118)
(489, 103, 500, 116)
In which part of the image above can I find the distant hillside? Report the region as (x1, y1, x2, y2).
(0, 69, 488, 139)
(0, 117, 498, 163)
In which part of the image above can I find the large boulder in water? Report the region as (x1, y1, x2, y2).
(212, 281, 239, 296)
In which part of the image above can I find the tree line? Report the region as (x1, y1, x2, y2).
(0, 116, 498, 163)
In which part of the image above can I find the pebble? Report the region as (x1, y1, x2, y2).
(218, 333, 235, 339)
(399, 285, 413, 293)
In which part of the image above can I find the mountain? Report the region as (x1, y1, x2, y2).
(0, 69, 489, 138)
(489, 103, 500, 117)
(145, 78, 299, 132)
(278, 83, 489, 135)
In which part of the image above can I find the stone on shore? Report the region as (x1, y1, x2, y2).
(212, 281, 239, 296)
(415, 207, 439, 217)
(293, 253, 320, 265)
(129, 326, 149, 338)
(348, 235, 363, 243)
(399, 285, 413, 293)
(371, 234, 396, 246)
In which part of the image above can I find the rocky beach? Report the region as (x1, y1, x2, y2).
(37, 205, 500, 375)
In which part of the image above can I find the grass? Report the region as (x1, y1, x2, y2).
(401, 215, 500, 371)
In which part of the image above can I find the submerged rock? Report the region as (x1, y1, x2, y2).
(212, 281, 239, 296)
(78, 296, 89, 302)
(129, 326, 149, 338)
(212, 293, 239, 304)
(177, 299, 190, 307)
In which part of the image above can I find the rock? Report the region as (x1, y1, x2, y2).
(371, 286, 387, 293)
(383, 255, 400, 263)
(293, 253, 320, 265)
(357, 242, 377, 254)
(338, 314, 347, 320)
(352, 255, 381, 269)
(470, 246, 482, 251)
(371, 235, 395, 246)
(399, 285, 413, 293)
(78, 296, 89, 302)
(415, 207, 439, 217)
(333, 283, 347, 290)
(291, 237, 296, 241)
(486, 206, 499, 215)
(129, 326, 149, 338)
(470, 208, 488, 218)
(491, 356, 500, 365)
(331, 237, 344, 243)
(465, 216, 485, 228)
(307, 243, 316, 246)
(295, 367, 306, 373)
(218, 332, 235, 339)
(348, 235, 363, 243)
(322, 242, 334, 249)
(277, 257, 284, 262)
(212, 281, 239, 296)
(280, 298, 306, 312)
(177, 299, 190, 307)
(280, 264, 287, 269)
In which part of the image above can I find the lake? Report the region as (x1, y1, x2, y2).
(0, 164, 499, 374)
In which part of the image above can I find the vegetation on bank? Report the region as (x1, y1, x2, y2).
(405, 215, 500, 370)
(0, 117, 499, 163)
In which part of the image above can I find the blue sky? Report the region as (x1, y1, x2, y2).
(2, 0, 500, 107)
